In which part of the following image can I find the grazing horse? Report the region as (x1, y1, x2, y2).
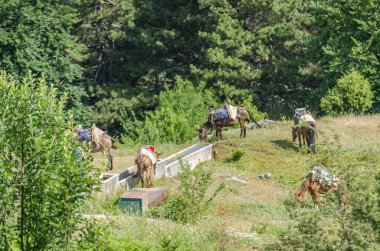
(295, 174, 346, 208)
(291, 123, 317, 153)
(75, 124, 117, 170)
(198, 107, 261, 140)
(133, 149, 162, 188)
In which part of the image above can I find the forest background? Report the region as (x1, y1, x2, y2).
(0, 0, 379, 144)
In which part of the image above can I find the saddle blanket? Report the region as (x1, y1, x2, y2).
(138, 147, 158, 165)
(79, 129, 90, 141)
(212, 109, 229, 121)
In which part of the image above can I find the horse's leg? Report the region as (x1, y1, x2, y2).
(302, 134, 306, 146)
(239, 119, 244, 137)
(298, 131, 302, 148)
(309, 188, 319, 208)
(217, 126, 223, 140)
(106, 149, 113, 170)
(147, 167, 153, 188)
(140, 172, 144, 188)
(306, 131, 312, 153)
(241, 119, 247, 138)
(310, 128, 316, 153)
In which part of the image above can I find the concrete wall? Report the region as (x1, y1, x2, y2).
(101, 144, 213, 193)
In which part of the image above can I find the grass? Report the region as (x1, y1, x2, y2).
(86, 115, 380, 250)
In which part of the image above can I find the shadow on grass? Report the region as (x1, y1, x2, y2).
(271, 139, 300, 151)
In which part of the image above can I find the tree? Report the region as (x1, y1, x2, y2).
(320, 70, 374, 115)
(0, 0, 88, 123)
(191, 0, 259, 104)
(0, 72, 98, 250)
(309, 0, 380, 110)
(123, 76, 216, 144)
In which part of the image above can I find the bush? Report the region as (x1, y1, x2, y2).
(0, 72, 99, 250)
(320, 70, 374, 115)
(122, 76, 217, 144)
(147, 162, 224, 224)
(227, 149, 245, 162)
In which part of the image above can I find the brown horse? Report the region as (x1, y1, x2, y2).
(295, 174, 346, 208)
(75, 124, 117, 170)
(291, 123, 317, 153)
(198, 107, 261, 140)
(133, 151, 162, 188)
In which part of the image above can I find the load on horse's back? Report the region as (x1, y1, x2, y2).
(75, 124, 117, 170)
(198, 103, 261, 140)
(292, 108, 317, 153)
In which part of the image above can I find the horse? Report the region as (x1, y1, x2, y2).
(133, 149, 162, 188)
(198, 107, 261, 140)
(291, 122, 317, 153)
(295, 174, 346, 208)
(75, 124, 117, 170)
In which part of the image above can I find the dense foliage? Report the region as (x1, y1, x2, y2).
(122, 77, 217, 144)
(0, 0, 378, 136)
(0, 72, 98, 250)
(321, 71, 374, 115)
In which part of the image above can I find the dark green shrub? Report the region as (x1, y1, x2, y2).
(122, 76, 217, 144)
(321, 70, 374, 115)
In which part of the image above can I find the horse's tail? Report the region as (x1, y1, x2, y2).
(132, 158, 140, 178)
(111, 138, 117, 149)
(246, 109, 261, 128)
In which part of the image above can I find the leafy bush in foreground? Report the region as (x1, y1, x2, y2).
(0, 72, 99, 250)
(148, 162, 224, 224)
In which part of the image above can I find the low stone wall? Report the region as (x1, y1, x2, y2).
(101, 144, 213, 193)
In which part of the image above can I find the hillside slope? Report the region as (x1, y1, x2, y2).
(87, 116, 380, 250)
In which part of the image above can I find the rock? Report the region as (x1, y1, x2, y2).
(226, 176, 248, 185)
(259, 172, 272, 181)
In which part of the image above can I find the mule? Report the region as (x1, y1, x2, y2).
(198, 107, 261, 140)
(75, 124, 117, 170)
(133, 151, 162, 188)
(295, 174, 346, 208)
(291, 123, 317, 153)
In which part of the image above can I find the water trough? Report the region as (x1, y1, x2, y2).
(101, 144, 213, 193)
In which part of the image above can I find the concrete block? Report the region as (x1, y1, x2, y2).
(120, 192, 149, 213)
(130, 187, 168, 207)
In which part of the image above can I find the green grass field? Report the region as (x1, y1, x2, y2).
(87, 115, 380, 250)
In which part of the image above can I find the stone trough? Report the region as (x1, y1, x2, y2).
(100, 144, 213, 193)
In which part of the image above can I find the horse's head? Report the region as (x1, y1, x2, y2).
(156, 152, 163, 159)
(197, 127, 208, 141)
